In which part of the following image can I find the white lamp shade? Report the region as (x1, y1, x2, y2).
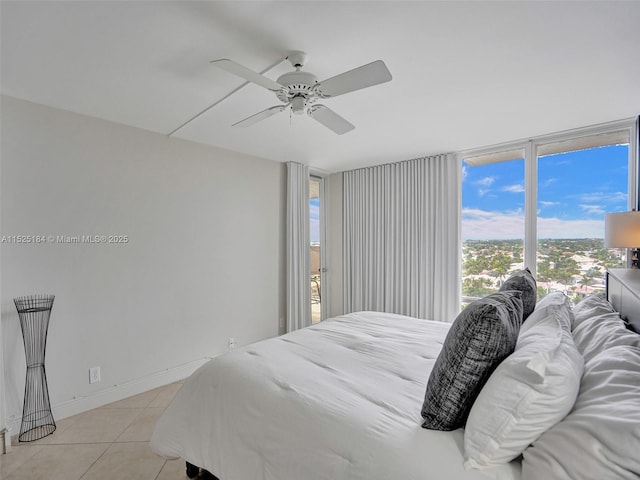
(605, 211, 640, 248)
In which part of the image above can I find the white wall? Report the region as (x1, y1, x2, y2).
(0, 96, 286, 432)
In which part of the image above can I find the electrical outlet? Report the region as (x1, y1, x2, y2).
(228, 338, 237, 349)
(89, 366, 101, 384)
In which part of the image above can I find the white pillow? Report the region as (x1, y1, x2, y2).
(520, 291, 572, 334)
(571, 292, 615, 329)
(464, 292, 583, 468)
(571, 294, 640, 363)
(522, 345, 640, 480)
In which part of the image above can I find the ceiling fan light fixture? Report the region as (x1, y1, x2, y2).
(291, 96, 306, 115)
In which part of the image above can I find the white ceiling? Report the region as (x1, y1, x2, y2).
(2, 1, 639, 173)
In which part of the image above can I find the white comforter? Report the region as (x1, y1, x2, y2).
(151, 311, 521, 480)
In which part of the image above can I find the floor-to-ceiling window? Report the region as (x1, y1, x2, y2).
(536, 136, 629, 301)
(462, 152, 525, 305)
(461, 119, 637, 306)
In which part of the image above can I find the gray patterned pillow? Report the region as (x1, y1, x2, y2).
(499, 268, 537, 320)
(421, 291, 524, 431)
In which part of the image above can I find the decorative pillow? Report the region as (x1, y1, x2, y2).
(522, 345, 640, 480)
(464, 292, 583, 468)
(421, 291, 524, 431)
(499, 268, 537, 320)
(571, 295, 640, 363)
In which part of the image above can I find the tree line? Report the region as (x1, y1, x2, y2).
(462, 238, 625, 300)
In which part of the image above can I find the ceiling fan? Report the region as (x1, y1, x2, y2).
(210, 51, 392, 135)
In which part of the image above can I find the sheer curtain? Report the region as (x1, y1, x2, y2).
(286, 162, 311, 331)
(343, 154, 460, 322)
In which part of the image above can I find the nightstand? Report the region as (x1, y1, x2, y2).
(606, 268, 640, 331)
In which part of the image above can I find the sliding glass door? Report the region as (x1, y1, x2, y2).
(310, 176, 323, 323)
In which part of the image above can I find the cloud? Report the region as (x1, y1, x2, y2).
(502, 184, 525, 193)
(537, 217, 604, 239)
(579, 204, 606, 215)
(475, 176, 495, 187)
(576, 191, 626, 203)
(541, 178, 558, 188)
(463, 208, 504, 218)
(462, 166, 468, 182)
(462, 208, 524, 240)
(462, 208, 605, 240)
(473, 177, 497, 196)
(539, 200, 560, 207)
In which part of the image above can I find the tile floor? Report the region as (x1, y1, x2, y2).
(0, 381, 198, 480)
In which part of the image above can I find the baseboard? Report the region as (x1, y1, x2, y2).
(4, 356, 213, 437)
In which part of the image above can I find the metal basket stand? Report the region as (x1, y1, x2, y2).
(14, 294, 56, 442)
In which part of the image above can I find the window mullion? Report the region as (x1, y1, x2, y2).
(524, 141, 537, 276)
(631, 118, 639, 210)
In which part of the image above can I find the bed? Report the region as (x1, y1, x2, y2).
(151, 270, 640, 480)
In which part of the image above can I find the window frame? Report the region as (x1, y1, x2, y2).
(459, 117, 639, 276)
(310, 171, 329, 321)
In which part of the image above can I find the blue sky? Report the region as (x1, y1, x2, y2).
(310, 197, 320, 243)
(462, 144, 629, 240)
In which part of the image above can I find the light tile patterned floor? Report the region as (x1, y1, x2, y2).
(0, 382, 197, 480)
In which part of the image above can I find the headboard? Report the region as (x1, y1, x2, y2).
(606, 268, 640, 333)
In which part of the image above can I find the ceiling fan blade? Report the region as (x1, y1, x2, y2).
(308, 105, 355, 135)
(316, 60, 392, 98)
(211, 59, 282, 91)
(233, 105, 286, 128)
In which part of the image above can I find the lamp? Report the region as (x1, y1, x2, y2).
(605, 211, 640, 268)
